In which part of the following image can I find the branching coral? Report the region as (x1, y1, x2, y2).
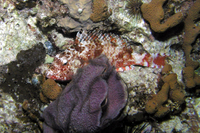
(42, 55, 127, 133)
(162, 73, 185, 105)
(145, 82, 170, 118)
(182, 66, 200, 89)
(182, 0, 200, 89)
(145, 64, 185, 118)
(141, 0, 184, 32)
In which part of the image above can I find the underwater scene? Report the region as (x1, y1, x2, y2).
(0, 0, 200, 132)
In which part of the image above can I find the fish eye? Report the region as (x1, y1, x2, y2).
(63, 62, 68, 65)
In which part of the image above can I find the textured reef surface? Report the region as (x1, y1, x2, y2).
(0, 0, 200, 132)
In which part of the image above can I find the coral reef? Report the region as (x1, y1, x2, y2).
(141, 0, 184, 32)
(0, 90, 41, 132)
(36, 0, 69, 28)
(22, 99, 43, 130)
(120, 66, 161, 123)
(60, 0, 92, 21)
(0, 0, 200, 132)
(90, 0, 111, 22)
(42, 55, 127, 133)
(14, 0, 36, 10)
(0, 2, 45, 65)
(1, 44, 46, 102)
(145, 64, 185, 118)
(182, 0, 200, 89)
(56, 0, 103, 32)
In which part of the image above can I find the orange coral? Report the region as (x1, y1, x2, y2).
(90, 0, 111, 22)
(41, 79, 62, 101)
(141, 0, 184, 32)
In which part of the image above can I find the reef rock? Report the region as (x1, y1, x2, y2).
(42, 55, 127, 133)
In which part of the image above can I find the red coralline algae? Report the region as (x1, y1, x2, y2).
(44, 31, 167, 81)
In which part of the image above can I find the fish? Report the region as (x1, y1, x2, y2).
(43, 30, 167, 81)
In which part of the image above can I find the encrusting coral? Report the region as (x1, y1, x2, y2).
(182, 0, 200, 89)
(145, 64, 185, 118)
(141, 0, 184, 32)
(42, 55, 127, 133)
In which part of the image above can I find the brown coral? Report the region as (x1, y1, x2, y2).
(183, 66, 200, 89)
(161, 63, 172, 75)
(141, 0, 184, 32)
(145, 64, 185, 118)
(162, 73, 185, 105)
(145, 83, 170, 118)
(90, 0, 111, 22)
(41, 79, 62, 101)
(162, 73, 178, 90)
(182, 0, 200, 89)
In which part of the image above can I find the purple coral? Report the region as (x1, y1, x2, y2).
(42, 54, 127, 133)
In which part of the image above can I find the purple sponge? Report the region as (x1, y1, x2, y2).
(42, 54, 127, 133)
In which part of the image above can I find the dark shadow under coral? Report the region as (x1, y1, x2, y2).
(151, 22, 184, 41)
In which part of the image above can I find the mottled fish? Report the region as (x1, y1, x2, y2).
(43, 30, 167, 81)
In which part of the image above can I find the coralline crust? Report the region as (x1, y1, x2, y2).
(145, 64, 185, 118)
(90, 0, 111, 22)
(182, 0, 200, 90)
(141, 0, 184, 33)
